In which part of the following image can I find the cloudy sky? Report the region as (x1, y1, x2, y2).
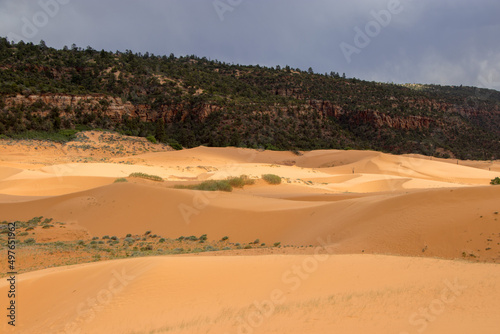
(1, 0, 499, 90)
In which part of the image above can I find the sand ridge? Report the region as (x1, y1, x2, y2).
(1, 135, 499, 333)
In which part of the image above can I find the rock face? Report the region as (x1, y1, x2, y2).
(308, 99, 439, 130)
(1, 94, 496, 133)
(2, 94, 222, 123)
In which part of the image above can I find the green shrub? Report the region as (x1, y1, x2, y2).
(227, 175, 255, 188)
(124, 237, 135, 244)
(220, 236, 229, 241)
(167, 139, 183, 150)
(146, 135, 157, 144)
(491, 177, 500, 185)
(175, 180, 232, 192)
(273, 242, 281, 247)
(262, 174, 281, 185)
(114, 178, 128, 183)
(129, 172, 163, 182)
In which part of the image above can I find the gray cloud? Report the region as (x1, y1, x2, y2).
(1, 0, 499, 90)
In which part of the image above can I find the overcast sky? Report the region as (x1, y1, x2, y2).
(1, 0, 499, 90)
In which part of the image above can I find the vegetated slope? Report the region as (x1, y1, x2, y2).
(0, 38, 499, 159)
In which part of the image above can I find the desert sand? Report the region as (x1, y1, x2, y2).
(0, 132, 499, 333)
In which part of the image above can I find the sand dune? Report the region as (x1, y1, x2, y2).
(1, 254, 499, 334)
(1, 181, 499, 261)
(1, 139, 500, 333)
(0, 176, 113, 196)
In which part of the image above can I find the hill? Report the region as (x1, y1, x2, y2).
(0, 38, 499, 159)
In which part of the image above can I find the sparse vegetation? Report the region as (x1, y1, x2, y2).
(129, 172, 163, 182)
(227, 175, 255, 188)
(175, 179, 232, 192)
(114, 178, 128, 183)
(174, 175, 255, 192)
(262, 174, 282, 185)
(491, 177, 500, 185)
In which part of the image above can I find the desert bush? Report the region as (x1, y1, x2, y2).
(262, 174, 281, 185)
(220, 236, 229, 241)
(24, 238, 35, 244)
(124, 237, 135, 244)
(146, 135, 157, 144)
(175, 179, 232, 192)
(114, 178, 128, 183)
(227, 175, 255, 188)
(491, 177, 500, 185)
(273, 242, 281, 247)
(129, 172, 163, 182)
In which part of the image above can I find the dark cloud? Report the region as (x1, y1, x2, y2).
(1, 0, 499, 90)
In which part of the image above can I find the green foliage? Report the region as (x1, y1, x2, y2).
(227, 175, 255, 188)
(262, 174, 282, 185)
(0, 38, 499, 159)
(128, 172, 163, 182)
(491, 177, 500, 185)
(114, 178, 128, 183)
(24, 238, 36, 244)
(175, 179, 232, 192)
(175, 175, 254, 192)
(167, 139, 183, 150)
(146, 135, 157, 144)
(8, 129, 78, 143)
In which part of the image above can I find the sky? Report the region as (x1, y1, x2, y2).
(1, 0, 499, 90)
